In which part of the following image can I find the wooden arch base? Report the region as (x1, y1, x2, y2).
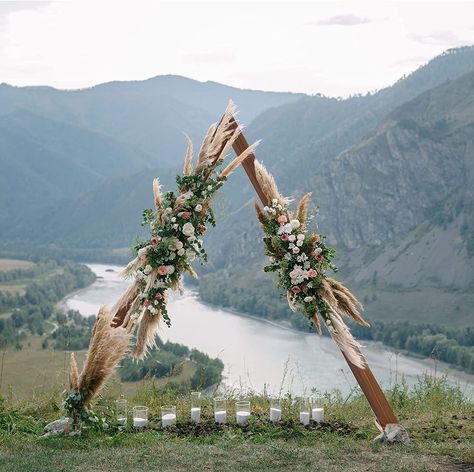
(112, 113, 399, 430)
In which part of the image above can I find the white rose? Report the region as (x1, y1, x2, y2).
(177, 248, 185, 256)
(138, 247, 148, 257)
(207, 185, 212, 191)
(304, 296, 313, 303)
(175, 240, 183, 250)
(167, 265, 175, 275)
(264, 206, 270, 213)
(289, 243, 295, 249)
(195, 204, 203, 212)
(143, 264, 152, 275)
(165, 207, 172, 214)
(172, 224, 178, 230)
(288, 234, 296, 242)
(171, 217, 176, 223)
(304, 261, 310, 269)
(292, 247, 300, 254)
(186, 249, 196, 261)
(296, 239, 304, 247)
(290, 219, 300, 229)
(182, 222, 195, 237)
(272, 198, 278, 206)
(314, 247, 322, 256)
(297, 234, 305, 240)
(168, 252, 176, 260)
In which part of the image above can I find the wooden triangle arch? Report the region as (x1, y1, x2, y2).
(112, 112, 399, 430)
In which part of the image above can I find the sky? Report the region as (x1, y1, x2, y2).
(0, 0, 473, 97)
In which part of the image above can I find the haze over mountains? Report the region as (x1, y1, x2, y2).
(1, 46, 473, 328)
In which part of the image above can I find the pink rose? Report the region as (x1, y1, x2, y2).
(280, 234, 289, 242)
(199, 226, 207, 235)
(278, 215, 288, 225)
(179, 188, 186, 194)
(316, 255, 322, 262)
(157, 265, 168, 276)
(150, 236, 161, 245)
(144, 300, 151, 307)
(181, 211, 192, 219)
(292, 285, 301, 294)
(155, 293, 163, 300)
(308, 268, 318, 278)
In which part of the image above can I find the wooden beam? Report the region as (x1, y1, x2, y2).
(231, 121, 399, 428)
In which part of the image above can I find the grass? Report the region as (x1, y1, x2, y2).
(0, 376, 473, 471)
(0, 336, 198, 401)
(0, 259, 35, 271)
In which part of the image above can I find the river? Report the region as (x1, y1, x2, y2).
(64, 264, 474, 396)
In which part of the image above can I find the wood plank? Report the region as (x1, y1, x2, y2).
(231, 124, 398, 428)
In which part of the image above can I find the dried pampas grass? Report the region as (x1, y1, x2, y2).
(69, 353, 79, 391)
(296, 192, 312, 226)
(327, 311, 367, 369)
(75, 306, 131, 407)
(182, 133, 193, 176)
(220, 140, 260, 178)
(132, 310, 162, 360)
(254, 160, 289, 206)
(255, 202, 269, 227)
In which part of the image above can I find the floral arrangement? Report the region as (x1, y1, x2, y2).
(253, 161, 369, 368)
(114, 102, 258, 359)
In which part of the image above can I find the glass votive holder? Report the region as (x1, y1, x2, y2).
(191, 391, 201, 424)
(298, 397, 310, 426)
(310, 396, 324, 423)
(269, 398, 282, 423)
(235, 400, 251, 426)
(161, 406, 177, 428)
(214, 397, 227, 424)
(133, 406, 148, 428)
(115, 396, 128, 426)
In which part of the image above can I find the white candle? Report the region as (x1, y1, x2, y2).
(299, 411, 310, 425)
(312, 407, 324, 423)
(269, 407, 281, 423)
(162, 413, 176, 428)
(215, 410, 227, 424)
(133, 417, 147, 428)
(236, 411, 250, 426)
(191, 407, 201, 424)
(117, 415, 127, 426)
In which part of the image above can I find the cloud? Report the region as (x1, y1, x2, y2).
(0, 1, 50, 18)
(182, 51, 235, 64)
(411, 31, 466, 45)
(391, 55, 429, 67)
(306, 14, 376, 27)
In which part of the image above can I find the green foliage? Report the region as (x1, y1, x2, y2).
(119, 338, 224, 391)
(0, 260, 95, 348)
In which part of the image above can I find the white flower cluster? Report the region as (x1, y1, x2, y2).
(263, 198, 283, 215)
(277, 219, 300, 234)
(289, 265, 311, 285)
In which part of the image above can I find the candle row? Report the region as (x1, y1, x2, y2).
(116, 393, 324, 428)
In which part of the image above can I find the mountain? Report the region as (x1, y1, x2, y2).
(1, 47, 474, 329)
(0, 75, 303, 235)
(0, 75, 304, 162)
(198, 67, 474, 329)
(0, 109, 156, 227)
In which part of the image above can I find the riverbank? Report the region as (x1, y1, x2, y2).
(62, 264, 474, 396)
